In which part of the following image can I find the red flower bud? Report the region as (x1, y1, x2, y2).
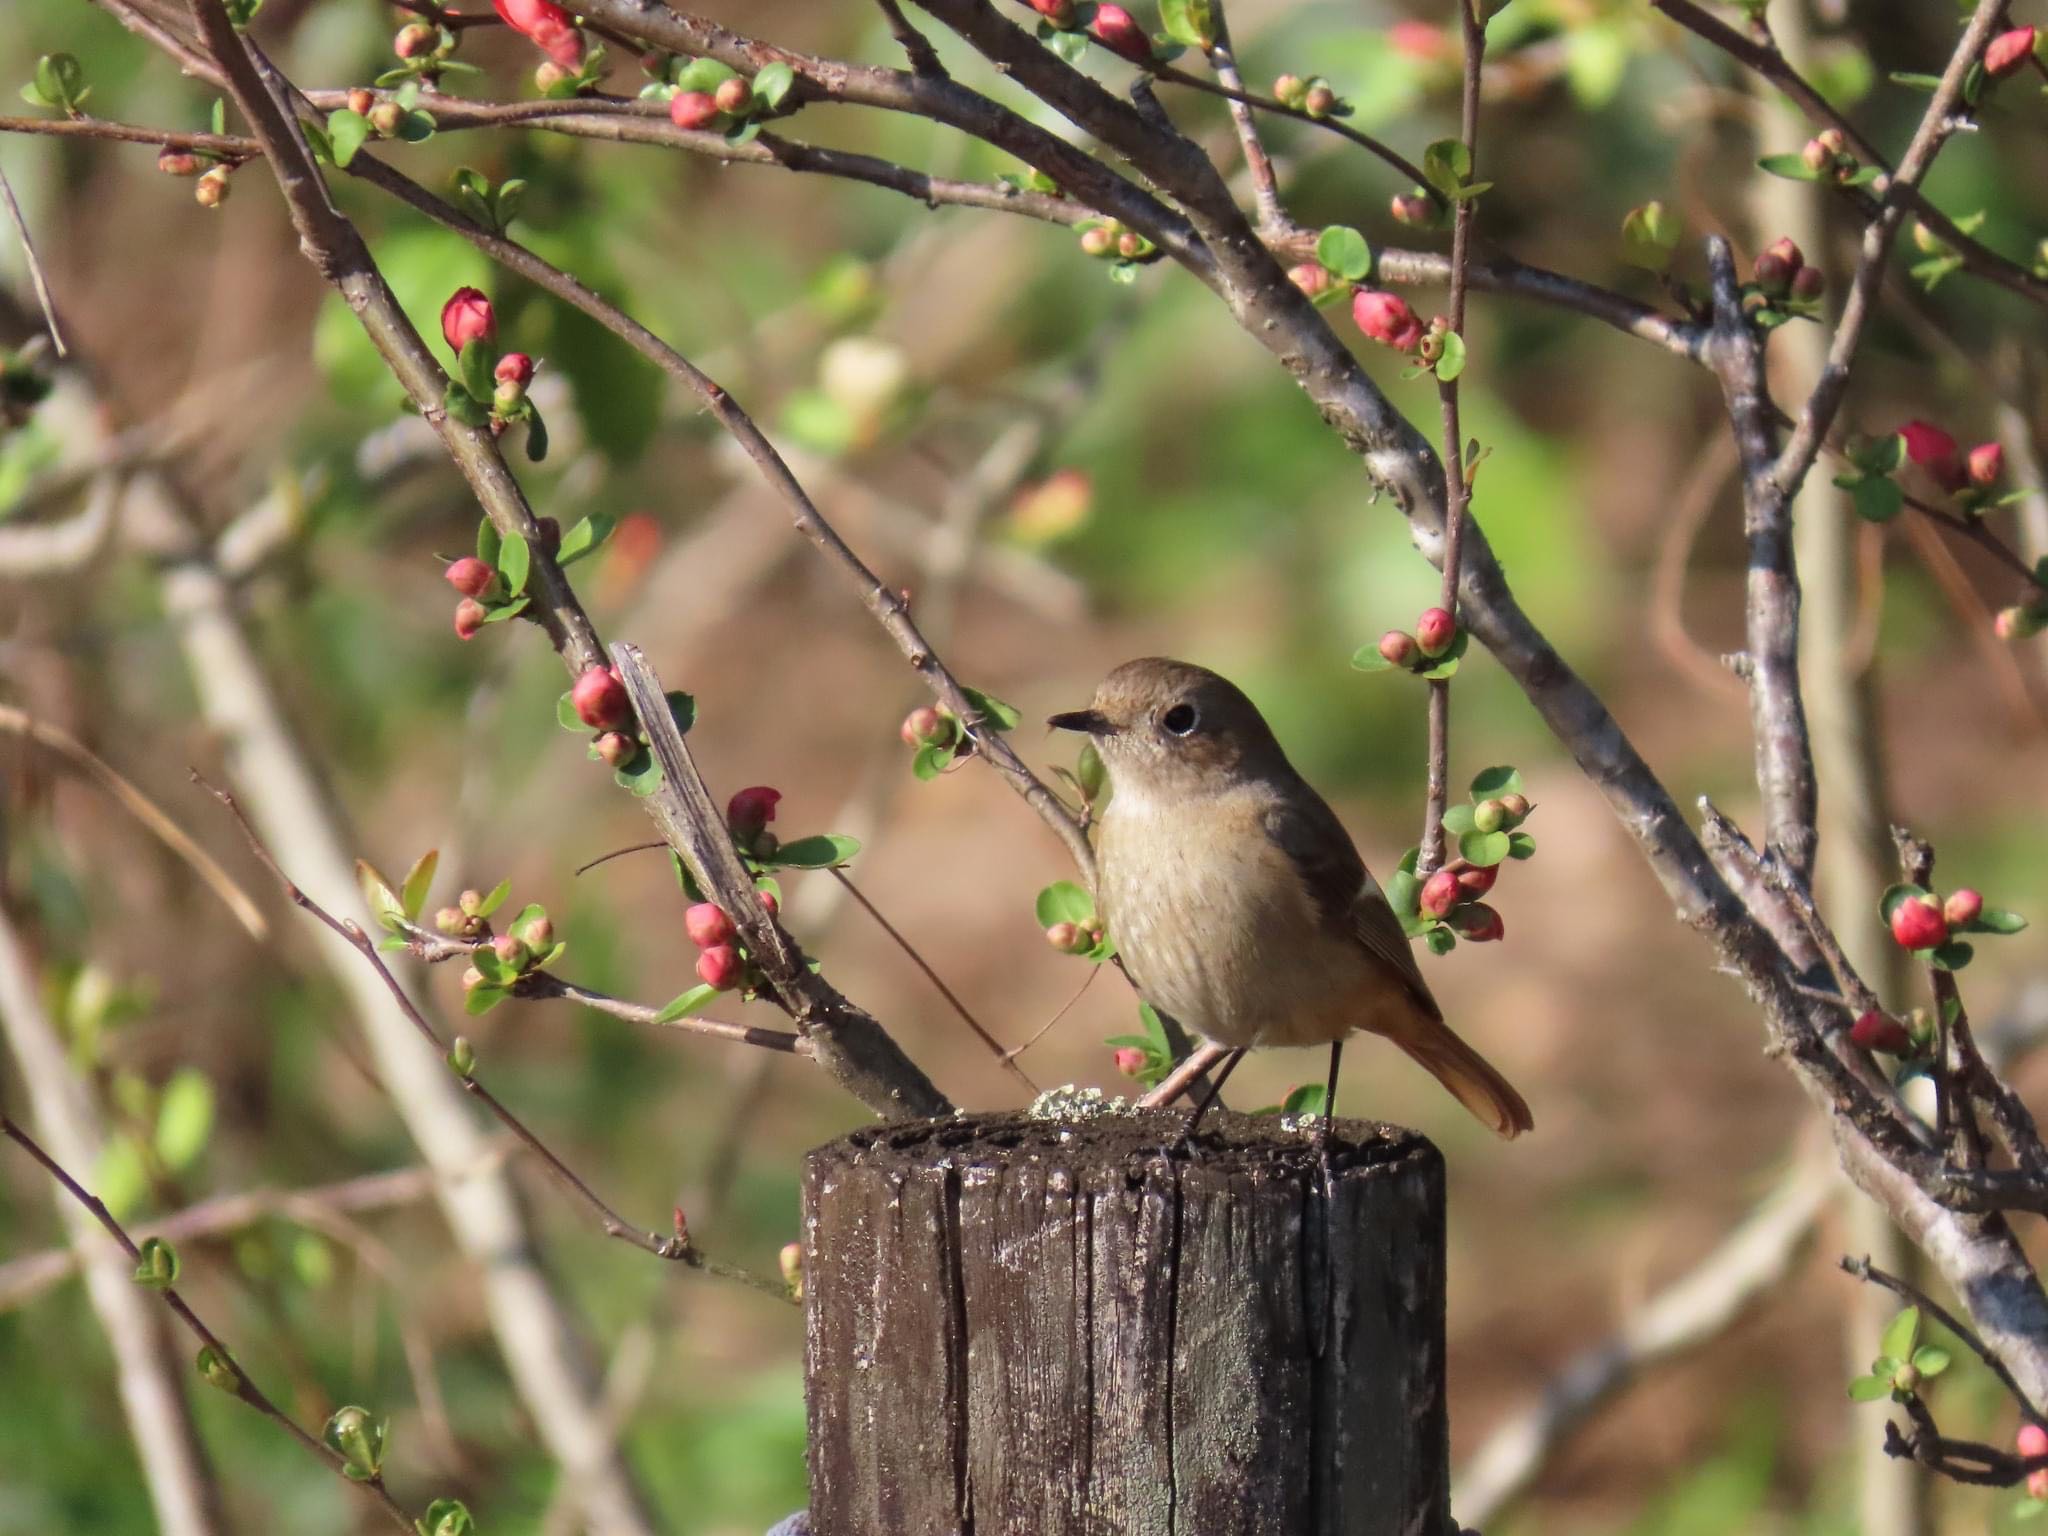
(1900, 419, 1966, 492)
(1088, 3, 1152, 64)
(571, 665, 630, 729)
(1944, 888, 1983, 927)
(445, 557, 495, 597)
(1497, 792, 1531, 823)
(1452, 903, 1504, 942)
(685, 902, 737, 949)
(1889, 894, 1949, 952)
(901, 706, 946, 747)
(1789, 265, 1826, 302)
(726, 785, 782, 842)
(1415, 607, 1457, 657)
(1288, 263, 1332, 298)
(492, 933, 530, 969)
(1389, 192, 1435, 227)
(1115, 230, 1144, 259)
(1765, 236, 1803, 271)
(1045, 921, 1085, 953)
(2023, 1424, 2048, 1458)
(1456, 864, 1497, 898)
(1967, 441, 2003, 488)
(1304, 84, 1337, 117)
(346, 88, 375, 118)
(1419, 869, 1460, 919)
(594, 731, 636, 768)
(1850, 1009, 1912, 1054)
(394, 22, 437, 57)
(696, 943, 744, 991)
(440, 288, 495, 354)
(1987, 26, 2037, 79)
(494, 353, 535, 387)
(1352, 289, 1425, 352)
(1377, 630, 1418, 668)
(714, 77, 753, 115)
(1028, 0, 1076, 22)
(495, 0, 585, 67)
(669, 90, 720, 130)
(367, 101, 405, 137)
(1752, 250, 1794, 298)
(1113, 1046, 1147, 1078)
(158, 148, 201, 176)
(453, 597, 487, 639)
(759, 889, 779, 917)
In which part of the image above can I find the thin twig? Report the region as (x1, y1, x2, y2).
(1004, 964, 1101, 1062)
(0, 159, 65, 354)
(1843, 1254, 2045, 1422)
(1200, 3, 1283, 231)
(0, 1117, 416, 1532)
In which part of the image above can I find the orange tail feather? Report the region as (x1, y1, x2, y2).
(1394, 1019, 1533, 1139)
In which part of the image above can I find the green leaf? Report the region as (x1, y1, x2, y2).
(210, 99, 226, 135)
(154, 1069, 215, 1171)
(1048, 28, 1090, 64)
(1280, 1082, 1327, 1116)
(134, 1237, 180, 1289)
(612, 746, 663, 797)
(472, 946, 516, 986)
(1848, 475, 1903, 524)
(417, 1497, 477, 1536)
(1138, 1000, 1169, 1052)
(443, 382, 490, 428)
(1460, 830, 1511, 868)
(655, 983, 722, 1024)
(1889, 71, 1943, 92)
(1077, 741, 1107, 801)
(1441, 804, 1478, 836)
(494, 179, 526, 230)
(476, 517, 501, 568)
(767, 833, 862, 869)
(959, 686, 1021, 731)
(1967, 907, 2027, 935)
(1931, 940, 1974, 972)
(1846, 1372, 1893, 1401)
(1422, 138, 1471, 196)
(1757, 152, 1822, 182)
(1036, 880, 1096, 928)
(322, 1407, 387, 1482)
(498, 532, 530, 597)
(1879, 884, 1931, 923)
(673, 57, 739, 92)
(196, 1345, 241, 1394)
(1385, 868, 1420, 919)
(459, 338, 496, 403)
(557, 513, 616, 566)
(1350, 645, 1394, 673)
(1880, 1306, 1921, 1363)
(752, 61, 796, 109)
(357, 859, 405, 931)
(1158, 0, 1214, 48)
(1434, 330, 1467, 382)
(1469, 766, 1523, 799)
(464, 984, 508, 1016)
(1424, 926, 1457, 955)
(327, 108, 370, 168)
(665, 690, 695, 735)
(477, 877, 512, 917)
(556, 691, 586, 731)
(523, 408, 549, 463)
(479, 594, 526, 621)
(35, 54, 86, 109)
(912, 742, 952, 780)
(1911, 1345, 1951, 1377)
(1620, 200, 1681, 272)
(1507, 831, 1538, 860)
(1314, 225, 1373, 282)
(396, 108, 437, 144)
(400, 849, 439, 921)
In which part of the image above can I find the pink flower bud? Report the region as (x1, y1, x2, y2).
(1967, 441, 2003, 488)
(1816, 128, 1846, 156)
(1352, 289, 1425, 352)
(1419, 869, 1460, 919)
(901, 706, 946, 747)
(346, 88, 375, 118)
(1088, 3, 1152, 64)
(1116, 230, 1144, 259)
(696, 943, 744, 991)
(440, 288, 495, 353)
(1944, 888, 1983, 927)
(1303, 84, 1336, 118)
(594, 731, 636, 767)
(494, 0, 585, 67)
(1452, 903, 1504, 942)
(517, 914, 554, 950)
(1415, 607, 1457, 656)
(1498, 792, 1531, 823)
(571, 665, 630, 729)
(1113, 1046, 1147, 1077)
(714, 77, 753, 115)
(445, 557, 495, 597)
(194, 166, 231, 208)
(367, 101, 405, 137)
(1986, 26, 2037, 79)
(158, 148, 201, 176)
(1850, 1009, 1911, 1054)
(1900, 419, 1966, 492)
(1995, 606, 2045, 641)
(1456, 864, 1497, 897)
(1288, 263, 1332, 298)
(1765, 236, 1803, 271)
(435, 906, 467, 936)
(535, 60, 573, 92)
(453, 597, 487, 639)
(726, 786, 782, 842)
(1889, 895, 1948, 952)
(494, 353, 535, 387)
(2023, 1423, 2048, 1458)
(669, 90, 720, 130)
(1800, 137, 1832, 174)
(1377, 630, 1418, 667)
(1045, 921, 1085, 953)
(1271, 74, 1306, 106)
(394, 22, 437, 57)
(1752, 250, 1794, 298)
(1028, 0, 1076, 22)
(1389, 192, 1435, 227)
(686, 902, 737, 949)
(1789, 265, 1826, 302)
(492, 933, 530, 969)
(1079, 227, 1114, 257)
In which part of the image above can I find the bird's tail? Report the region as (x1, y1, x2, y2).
(1393, 1018, 1533, 1139)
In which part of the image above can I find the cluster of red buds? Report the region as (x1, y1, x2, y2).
(1013, 0, 1153, 64)
(1888, 885, 1984, 952)
(1417, 859, 1506, 943)
(1749, 236, 1825, 307)
(667, 75, 745, 129)
(1272, 73, 1342, 119)
(1376, 607, 1459, 670)
(1899, 419, 2002, 497)
(1987, 26, 2040, 80)
(437, 289, 550, 459)
(1076, 217, 1154, 263)
(681, 789, 784, 991)
(1045, 914, 1106, 954)
(1352, 289, 1429, 353)
(1797, 126, 1859, 183)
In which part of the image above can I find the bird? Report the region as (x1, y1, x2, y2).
(1048, 657, 1532, 1139)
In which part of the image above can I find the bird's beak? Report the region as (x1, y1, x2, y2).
(1047, 708, 1113, 735)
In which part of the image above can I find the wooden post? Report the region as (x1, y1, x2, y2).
(803, 1108, 1450, 1536)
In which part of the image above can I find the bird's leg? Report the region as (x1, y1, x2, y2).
(1184, 1048, 1246, 1141)
(1318, 1041, 1343, 1143)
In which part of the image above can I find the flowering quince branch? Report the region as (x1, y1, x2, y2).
(0, 1117, 422, 1534)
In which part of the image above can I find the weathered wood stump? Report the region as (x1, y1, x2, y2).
(803, 1107, 1449, 1536)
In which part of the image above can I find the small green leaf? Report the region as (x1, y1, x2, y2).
(1158, 0, 1215, 48)
(1385, 868, 1420, 918)
(459, 339, 496, 403)
(476, 517, 501, 568)
(498, 532, 530, 597)
(1966, 907, 2027, 935)
(655, 983, 722, 1023)
(155, 1068, 215, 1171)
(323, 1407, 387, 1482)
(1469, 766, 1523, 799)
(134, 1237, 180, 1289)
(400, 849, 439, 921)
(443, 382, 491, 428)
(1433, 330, 1467, 382)
(1440, 804, 1478, 836)
(417, 1497, 477, 1536)
(196, 1345, 241, 1394)
(327, 108, 370, 168)
(673, 57, 739, 92)
(752, 61, 796, 109)
(1036, 881, 1096, 928)
(1314, 224, 1373, 282)
(1422, 138, 1471, 195)
(613, 746, 663, 797)
(1459, 830, 1511, 868)
(766, 833, 862, 869)
(476, 877, 512, 918)
(1507, 831, 1538, 860)
(1879, 884, 1931, 923)
(1757, 152, 1822, 182)
(665, 690, 695, 735)
(912, 742, 952, 780)
(1848, 475, 1903, 524)
(557, 513, 616, 566)
(1048, 28, 1090, 64)
(357, 859, 405, 931)
(1846, 1373, 1893, 1401)
(463, 984, 508, 1015)
(958, 686, 1021, 731)
(396, 108, 437, 143)
(1889, 71, 1943, 92)
(1620, 200, 1680, 272)
(494, 179, 526, 229)
(1424, 926, 1457, 955)
(1077, 741, 1107, 801)
(1931, 940, 1974, 972)
(1880, 1306, 1921, 1363)
(1911, 1345, 1951, 1377)
(1280, 1082, 1327, 1116)
(210, 99, 226, 135)
(1351, 645, 1394, 673)
(523, 408, 549, 463)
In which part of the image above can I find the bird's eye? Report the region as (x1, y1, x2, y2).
(1161, 702, 1199, 736)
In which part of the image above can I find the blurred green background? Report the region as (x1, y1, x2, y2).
(2, 0, 2046, 1531)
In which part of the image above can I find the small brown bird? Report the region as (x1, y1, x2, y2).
(1049, 657, 1532, 1138)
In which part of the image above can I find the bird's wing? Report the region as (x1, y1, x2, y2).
(1261, 784, 1443, 1025)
